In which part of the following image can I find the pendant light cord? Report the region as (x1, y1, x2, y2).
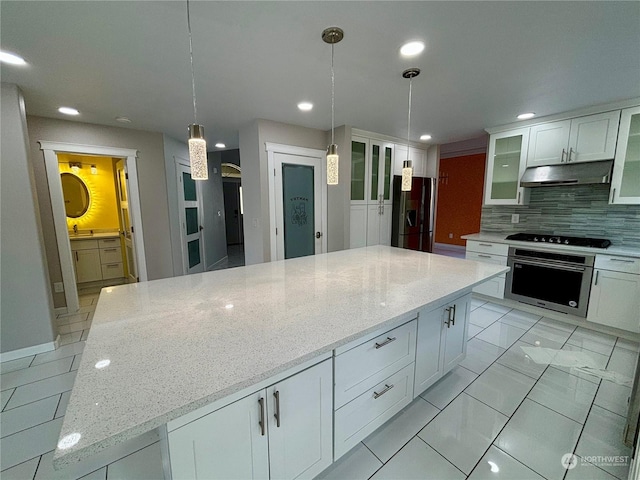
(331, 43, 335, 145)
(407, 76, 413, 161)
(187, 0, 198, 124)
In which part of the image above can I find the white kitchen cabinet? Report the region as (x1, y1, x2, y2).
(587, 255, 640, 333)
(394, 144, 426, 178)
(349, 205, 367, 248)
(484, 128, 530, 205)
(527, 111, 620, 166)
(168, 391, 269, 480)
(168, 359, 333, 480)
(610, 106, 640, 205)
(465, 241, 509, 299)
(74, 248, 102, 283)
(414, 293, 470, 396)
(350, 136, 394, 247)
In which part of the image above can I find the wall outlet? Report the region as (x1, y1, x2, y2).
(448, 233, 454, 239)
(53, 282, 64, 293)
(511, 214, 520, 224)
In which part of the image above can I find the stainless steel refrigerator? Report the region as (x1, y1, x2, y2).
(391, 176, 436, 253)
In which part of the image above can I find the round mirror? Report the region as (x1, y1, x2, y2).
(61, 173, 90, 218)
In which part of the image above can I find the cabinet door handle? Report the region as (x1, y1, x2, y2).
(479, 243, 493, 247)
(561, 148, 567, 162)
(75, 251, 79, 262)
(104, 248, 118, 252)
(373, 384, 394, 399)
(106, 264, 119, 268)
(451, 304, 456, 326)
(258, 397, 266, 436)
(594, 270, 599, 286)
(375, 336, 397, 349)
(273, 390, 280, 428)
(517, 191, 521, 204)
(568, 147, 574, 162)
(610, 188, 616, 203)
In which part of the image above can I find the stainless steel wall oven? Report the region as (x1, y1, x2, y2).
(505, 247, 595, 317)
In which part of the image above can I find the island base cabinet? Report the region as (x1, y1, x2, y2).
(334, 363, 415, 460)
(167, 359, 333, 480)
(414, 294, 470, 397)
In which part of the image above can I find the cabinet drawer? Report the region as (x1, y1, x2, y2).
(98, 237, 120, 248)
(334, 363, 414, 460)
(594, 255, 640, 275)
(70, 239, 99, 251)
(101, 263, 124, 279)
(100, 247, 122, 264)
(465, 251, 508, 267)
(334, 320, 416, 408)
(466, 240, 509, 256)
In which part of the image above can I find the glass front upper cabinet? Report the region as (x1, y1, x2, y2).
(484, 128, 530, 205)
(351, 139, 367, 202)
(610, 106, 640, 204)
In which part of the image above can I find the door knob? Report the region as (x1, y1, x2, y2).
(315, 232, 322, 239)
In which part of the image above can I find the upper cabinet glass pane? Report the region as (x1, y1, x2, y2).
(490, 135, 522, 200)
(383, 147, 392, 200)
(351, 141, 366, 201)
(620, 113, 640, 198)
(370, 145, 380, 201)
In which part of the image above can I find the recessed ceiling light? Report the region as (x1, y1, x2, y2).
(215, 143, 226, 149)
(400, 41, 425, 57)
(115, 116, 131, 123)
(0, 50, 27, 65)
(58, 107, 80, 116)
(419, 134, 432, 141)
(297, 102, 313, 111)
(517, 112, 535, 120)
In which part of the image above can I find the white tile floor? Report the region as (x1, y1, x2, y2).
(0, 293, 163, 479)
(320, 297, 639, 480)
(1, 295, 638, 480)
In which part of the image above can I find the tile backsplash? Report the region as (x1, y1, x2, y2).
(480, 184, 640, 247)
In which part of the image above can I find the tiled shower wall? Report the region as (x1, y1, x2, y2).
(480, 184, 640, 247)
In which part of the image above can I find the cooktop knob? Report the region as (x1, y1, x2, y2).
(534, 237, 538, 242)
(541, 237, 546, 242)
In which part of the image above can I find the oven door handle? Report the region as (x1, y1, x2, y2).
(511, 257, 587, 273)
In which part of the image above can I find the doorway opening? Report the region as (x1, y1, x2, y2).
(221, 162, 245, 269)
(41, 141, 146, 313)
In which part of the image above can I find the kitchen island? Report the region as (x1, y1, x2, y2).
(53, 246, 508, 475)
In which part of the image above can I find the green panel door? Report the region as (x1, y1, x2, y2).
(282, 164, 315, 259)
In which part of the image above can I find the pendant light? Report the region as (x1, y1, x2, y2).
(185, 0, 208, 180)
(401, 68, 420, 191)
(322, 27, 344, 186)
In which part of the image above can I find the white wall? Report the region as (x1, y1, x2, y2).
(163, 135, 189, 277)
(238, 120, 261, 265)
(203, 151, 228, 269)
(1, 84, 56, 354)
(27, 116, 172, 308)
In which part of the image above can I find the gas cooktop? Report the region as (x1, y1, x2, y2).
(505, 232, 611, 249)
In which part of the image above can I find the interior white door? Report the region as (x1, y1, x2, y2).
(177, 163, 204, 274)
(273, 152, 325, 260)
(115, 159, 138, 282)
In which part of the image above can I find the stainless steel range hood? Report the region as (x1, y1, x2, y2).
(520, 160, 613, 187)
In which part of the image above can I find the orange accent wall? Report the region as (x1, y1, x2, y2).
(434, 153, 486, 246)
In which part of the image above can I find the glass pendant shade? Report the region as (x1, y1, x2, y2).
(401, 160, 413, 191)
(188, 124, 208, 180)
(327, 143, 339, 185)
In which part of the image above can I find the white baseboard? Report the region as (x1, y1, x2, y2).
(0, 336, 58, 363)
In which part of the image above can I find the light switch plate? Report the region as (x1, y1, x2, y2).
(511, 214, 520, 224)
(54, 282, 64, 293)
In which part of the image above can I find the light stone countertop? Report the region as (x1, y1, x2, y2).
(68, 232, 120, 240)
(53, 246, 508, 468)
(462, 233, 640, 259)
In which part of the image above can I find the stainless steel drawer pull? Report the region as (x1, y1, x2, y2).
(258, 397, 265, 436)
(594, 271, 599, 286)
(610, 259, 635, 263)
(478, 254, 492, 258)
(373, 384, 394, 399)
(106, 264, 119, 268)
(103, 239, 117, 243)
(375, 337, 396, 349)
(273, 391, 280, 428)
(450, 304, 456, 325)
(479, 243, 493, 247)
(104, 248, 118, 252)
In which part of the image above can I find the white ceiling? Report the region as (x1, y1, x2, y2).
(2, 1, 639, 150)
